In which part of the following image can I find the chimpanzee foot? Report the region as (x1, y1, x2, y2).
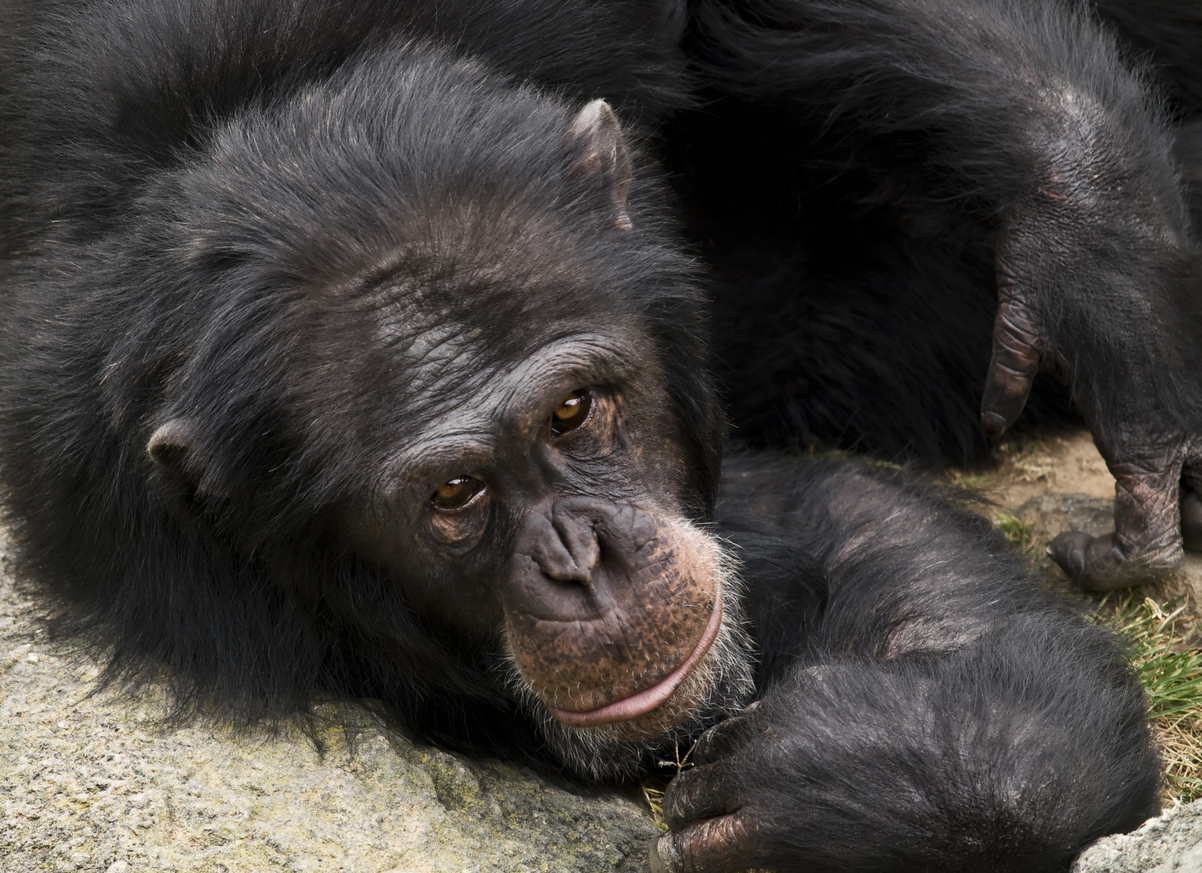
(1046, 447, 1202, 590)
(982, 259, 1202, 590)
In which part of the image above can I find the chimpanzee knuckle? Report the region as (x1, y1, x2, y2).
(996, 302, 1040, 344)
(982, 307, 1041, 431)
(1049, 530, 1092, 582)
(992, 320, 1041, 371)
(991, 354, 1039, 389)
(982, 363, 1032, 399)
(653, 811, 764, 873)
(1058, 527, 1182, 590)
(983, 362, 1035, 404)
(981, 366, 1034, 436)
(663, 769, 704, 826)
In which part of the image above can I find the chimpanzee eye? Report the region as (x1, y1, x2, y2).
(550, 389, 592, 435)
(431, 476, 485, 510)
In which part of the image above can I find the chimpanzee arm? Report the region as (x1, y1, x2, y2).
(688, 0, 1202, 588)
(652, 458, 1159, 872)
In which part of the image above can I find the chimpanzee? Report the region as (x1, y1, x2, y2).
(0, 0, 1196, 870)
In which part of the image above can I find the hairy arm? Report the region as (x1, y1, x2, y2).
(652, 457, 1159, 872)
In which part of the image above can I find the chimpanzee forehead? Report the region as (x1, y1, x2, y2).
(291, 250, 654, 458)
(359, 274, 646, 416)
(318, 202, 642, 358)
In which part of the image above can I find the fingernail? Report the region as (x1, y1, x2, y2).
(981, 411, 1007, 439)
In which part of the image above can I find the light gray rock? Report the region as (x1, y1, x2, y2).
(1073, 802, 1202, 873)
(0, 567, 658, 873)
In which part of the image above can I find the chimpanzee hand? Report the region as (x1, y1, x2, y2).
(650, 703, 771, 873)
(981, 173, 1202, 590)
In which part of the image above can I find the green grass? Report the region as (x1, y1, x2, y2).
(641, 781, 669, 833)
(1100, 595, 1202, 804)
(641, 741, 694, 832)
(995, 513, 1036, 553)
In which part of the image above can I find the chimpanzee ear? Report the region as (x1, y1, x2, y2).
(147, 419, 211, 490)
(565, 99, 633, 231)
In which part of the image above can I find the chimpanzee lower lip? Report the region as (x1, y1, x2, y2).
(548, 586, 724, 728)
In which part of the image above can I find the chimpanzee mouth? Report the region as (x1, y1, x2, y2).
(511, 547, 755, 782)
(547, 586, 724, 728)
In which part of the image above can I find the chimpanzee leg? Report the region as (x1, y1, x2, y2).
(678, 0, 1202, 588)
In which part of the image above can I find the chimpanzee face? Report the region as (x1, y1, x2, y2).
(340, 310, 739, 748)
(257, 97, 752, 756)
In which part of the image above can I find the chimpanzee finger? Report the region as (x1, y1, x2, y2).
(690, 713, 753, 766)
(664, 760, 741, 826)
(649, 810, 765, 873)
(980, 294, 1041, 439)
(1050, 451, 1184, 589)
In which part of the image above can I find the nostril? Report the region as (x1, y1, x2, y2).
(542, 508, 600, 583)
(508, 502, 621, 619)
(511, 549, 608, 622)
(539, 554, 594, 588)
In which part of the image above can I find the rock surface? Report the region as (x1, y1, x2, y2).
(0, 567, 658, 873)
(1073, 802, 1202, 873)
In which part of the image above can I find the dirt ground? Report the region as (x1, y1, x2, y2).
(950, 426, 1202, 632)
(970, 427, 1117, 505)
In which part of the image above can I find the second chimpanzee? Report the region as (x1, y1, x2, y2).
(0, 0, 1197, 871)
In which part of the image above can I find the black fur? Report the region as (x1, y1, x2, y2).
(706, 456, 1158, 872)
(0, 1, 1185, 870)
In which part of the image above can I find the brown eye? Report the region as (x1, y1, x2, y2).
(431, 476, 484, 510)
(550, 389, 592, 435)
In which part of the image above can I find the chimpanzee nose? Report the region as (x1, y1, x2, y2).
(508, 497, 661, 622)
(524, 500, 601, 586)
